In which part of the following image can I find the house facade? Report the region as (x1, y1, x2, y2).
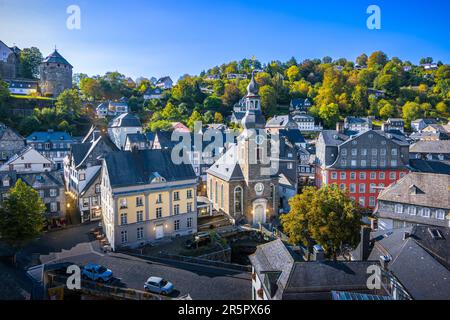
(107, 113, 143, 150)
(0, 147, 53, 173)
(409, 140, 450, 162)
(26, 130, 74, 170)
(101, 149, 198, 250)
(0, 123, 26, 165)
(64, 132, 118, 223)
(315, 129, 410, 209)
(375, 173, 450, 230)
(155, 76, 173, 90)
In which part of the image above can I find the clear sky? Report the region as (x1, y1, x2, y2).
(1, 0, 449, 80)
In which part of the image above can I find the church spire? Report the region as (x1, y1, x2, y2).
(246, 71, 259, 97)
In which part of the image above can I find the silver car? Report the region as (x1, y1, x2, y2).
(144, 276, 174, 295)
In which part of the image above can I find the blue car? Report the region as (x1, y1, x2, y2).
(82, 263, 113, 283)
(144, 277, 174, 295)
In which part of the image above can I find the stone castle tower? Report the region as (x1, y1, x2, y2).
(39, 49, 73, 97)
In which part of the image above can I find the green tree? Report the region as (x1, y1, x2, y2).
(286, 65, 301, 82)
(356, 53, 368, 67)
(222, 83, 241, 107)
(214, 112, 224, 123)
(259, 85, 277, 115)
(187, 110, 203, 130)
(319, 103, 340, 128)
(379, 100, 396, 119)
(402, 101, 421, 125)
(281, 186, 362, 260)
(19, 47, 43, 79)
(203, 111, 214, 124)
(436, 101, 449, 119)
(161, 102, 181, 121)
(55, 89, 82, 117)
(368, 51, 388, 70)
(0, 179, 46, 261)
(203, 95, 223, 109)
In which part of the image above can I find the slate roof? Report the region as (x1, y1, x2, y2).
(248, 239, 295, 300)
(104, 149, 197, 188)
(279, 129, 306, 146)
(108, 113, 141, 128)
(42, 50, 72, 68)
(377, 172, 450, 210)
(17, 171, 64, 189)
(284, 261, 379, 298)
(0, 123, 24, 141)
(266, 115, 291, 127)
(409, 159, 450, 175)
(126, 133, 148, 144)
(367, 227, 450, 300)
(6, 79, 38, 89)
(320, 130, 350, 146)
(71, 143, 92, 167)
(410, 140, 450, 154)
(206, 144, 243, 181)
(26, 131, 73, 143)
(156, 76, 172, 84)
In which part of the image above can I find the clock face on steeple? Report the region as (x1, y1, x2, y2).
(256, 135, 265, 145)
(255, 183, 264, 195)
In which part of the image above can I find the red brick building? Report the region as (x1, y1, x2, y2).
(315, 129, 410, 209)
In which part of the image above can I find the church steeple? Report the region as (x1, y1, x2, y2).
(241, 71, 265, 130)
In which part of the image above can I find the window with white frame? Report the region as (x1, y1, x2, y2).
(359, 197, 365, 207)
(390, 172, 396, 180)
(369, 197, 376, 207)
(187, 202, 193, 213)
(187, 189, 193, 199)
(120, 213, 128, 225)
(174, 220, 180, 231)
(156, 194, 162, 204)
(349, 184, 356, 193)
(121, 231, 128, 244)
(136, 197, 144, 207)
(137, 227, 144, 240)
(331, 172, 338, 180)
(174, 204, 180, 215)
(174, 192, 180, 201)
(436, 210, 445, 220)
(340, 172, 346, 180)
(137, 211, 144, 223)
(187, 217, 193, 228)
(50, 189, 57, 197)
(120, 198, 128, 209)
(359, 184, 366, 193)
(408, 206, 417, 216)
(395, 204, 403, 214)
(156, 207, 162, 219)
(50, 202, 58, 213)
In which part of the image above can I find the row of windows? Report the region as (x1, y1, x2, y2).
(340, 159, 399, 168)
(331, 171, 406, 181)
(341, 148, 398, 157)
(30, 143, 71, 150)
(335, 183, 384, 194)
(349, 196, 377, 207)
(119, 190, 193, 209)
(120, 203, 194, 225)
(120, 218, 194, 243)
(394, 204, 446, 220)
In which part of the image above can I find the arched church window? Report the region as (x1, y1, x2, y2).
(220, 184, 224, 209)
(209, 179, 212, 201)
(234, 186, 243, 215)
(215, 181, 218, 205)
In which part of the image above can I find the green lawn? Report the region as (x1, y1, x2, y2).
(11, 95, 55, 101)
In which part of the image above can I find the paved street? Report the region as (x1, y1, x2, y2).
(55, 252, 252, 300)
(17, 222, 98, 267)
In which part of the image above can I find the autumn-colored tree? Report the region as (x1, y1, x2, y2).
(214, 112, 224, 123)
(222, 83, 241, 107)
(281, 186, 362, 260)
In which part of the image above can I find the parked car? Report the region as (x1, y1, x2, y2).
(82, 263, 113, 283)
(144, 277, 174, 295)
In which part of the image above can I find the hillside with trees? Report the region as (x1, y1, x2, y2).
(1, 51, 449, 136)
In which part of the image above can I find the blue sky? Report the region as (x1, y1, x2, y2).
(1, 0, 449, 80)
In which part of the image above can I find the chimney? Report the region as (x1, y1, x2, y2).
(360, 227, 371, 261)
(336, 121, 344, 134)
(313, 245, 326, 261)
